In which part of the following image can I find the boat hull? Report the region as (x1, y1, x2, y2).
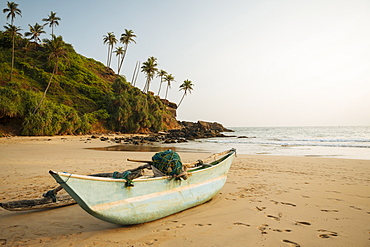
(50, 150, 235, 225)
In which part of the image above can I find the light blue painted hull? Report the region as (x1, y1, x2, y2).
(50, 149, 235, 225)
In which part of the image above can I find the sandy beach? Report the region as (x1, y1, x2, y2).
(0, 136, 369, 247)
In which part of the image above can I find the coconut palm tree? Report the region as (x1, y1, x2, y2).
(42, 11, 61, 36)
(33, 35, 68, 114)
(156, 69, 167, 96)
(141, 56, 158, 93)
(3, 1, 21, 81)
(103, 32, 117, 68)
(164, 73, 175, 100)
(178, 79, 194, 107)
(3, 1, 22, 25)
(3, 23, 21, 81)
(24, 23, 45, 44)
(119, 29, 136, 72)
(114, 46, 125, 74)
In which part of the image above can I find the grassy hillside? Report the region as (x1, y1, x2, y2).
(0, 31, 178, 136)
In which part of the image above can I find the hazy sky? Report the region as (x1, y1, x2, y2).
(2, 0, 369, 127)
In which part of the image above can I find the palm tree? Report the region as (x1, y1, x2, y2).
(164, 73, 175, 100)
(114, 46, 125, 74)
(178, 79, 194, 107)
(3, 1, 22, 25)
(42, 11, 61, 36)
(3, 23, 21, 81)
(33, 35, 68, 114)
(103, 32, 117, 68)
(24, 23, 45, 44)
(141, 56, 158, 93)
(156, 69, 167, 96)
(119, 29, 136, 72)
(3, 1, 21, 82)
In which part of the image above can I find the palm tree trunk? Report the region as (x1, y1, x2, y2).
(143, 79, 148, 93)
(157, 78, 163, 96)
(118, 44, 128, 73)
(178, 93, 186, 107)
(133, 61, 140, 87)
(10, 33, 15, 81)
(106, 46, 110, 67)
(131, 61, 138, 85)
(108, 44, 114, 67)
(165, 85, 169, 100)
(146, 79, 151, 93)
(117, 54, 121, 74)
(33, 62, 57, 114)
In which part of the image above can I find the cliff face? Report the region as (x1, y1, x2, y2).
(161, 99, 181, 131)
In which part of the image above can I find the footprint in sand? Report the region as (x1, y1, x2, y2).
(349, 205, 361, 210)
(153, 223, 186, 232)
(267, 215, 281, 221)
(195, 223, 212, 226)
(153, 228, 171, 232)
(225, 197, 237, 201)
(282, 239, 300, 247)
(270, 200, 279, 205)
(233, 222, 250, 227)
(255, 206, 266, 211)
(281, 202, 296, 207)
(273, 229, 292, 233)
(317, 229, 338, 238)
(327, 198, 343, 201)
(176, 224, 186, 228)
(257, 224, 269, 234)
(73, 224, 84, 229)
(321, 209, 339, 212)
(145, 239, 158, 246)
(295, 221, 311, 226)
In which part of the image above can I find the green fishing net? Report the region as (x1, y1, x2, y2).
(151, 150, 184, 176)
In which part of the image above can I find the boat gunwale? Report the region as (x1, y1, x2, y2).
(52, 149, 235, 183)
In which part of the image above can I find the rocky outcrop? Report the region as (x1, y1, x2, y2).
(165, 121, 233, 141)
(164, 121, 230, 143)
(95, 120, 233, 145)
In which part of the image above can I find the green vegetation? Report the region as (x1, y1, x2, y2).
(0, 1, 190, 136)
(0, 30, 174, 135)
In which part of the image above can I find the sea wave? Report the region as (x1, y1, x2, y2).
(203, 138, 370, 148)
(276, 138, 370, 143)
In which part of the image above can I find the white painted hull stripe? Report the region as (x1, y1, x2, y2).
(90, 175, 226, 211)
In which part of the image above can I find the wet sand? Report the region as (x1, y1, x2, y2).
(0, 136, 369, 246)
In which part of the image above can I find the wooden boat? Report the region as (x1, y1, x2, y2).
(49, 149, 236, 225)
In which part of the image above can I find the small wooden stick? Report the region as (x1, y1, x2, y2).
(127, 159, 152, 163)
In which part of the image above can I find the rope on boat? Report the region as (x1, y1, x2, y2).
(113, 171, 134, 187)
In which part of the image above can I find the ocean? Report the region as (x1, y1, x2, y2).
(167, 126, 370, 160)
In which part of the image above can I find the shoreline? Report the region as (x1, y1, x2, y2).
(2, 134, 369, 160)
(1, 136, 369, 246)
